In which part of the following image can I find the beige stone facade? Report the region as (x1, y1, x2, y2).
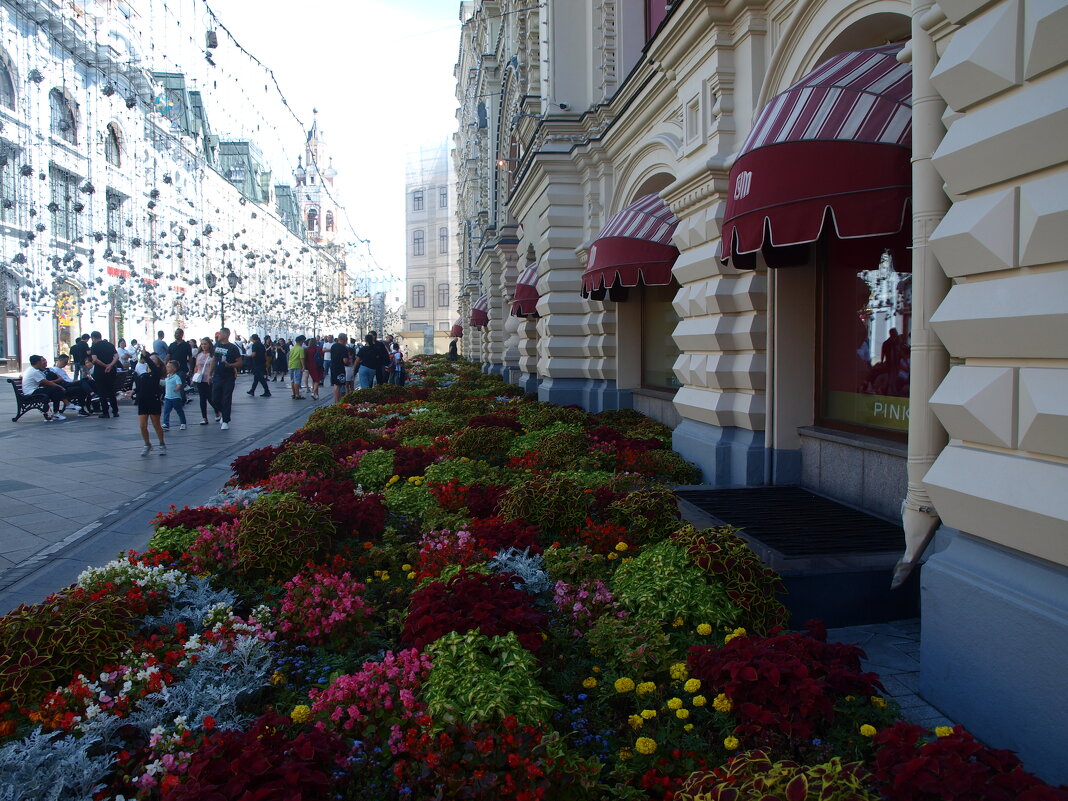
(454, 0, 1068, 780)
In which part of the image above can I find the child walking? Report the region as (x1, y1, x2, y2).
(161, 360, 187, 431)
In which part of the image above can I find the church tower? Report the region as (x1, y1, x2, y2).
(293, 109, 339, 246)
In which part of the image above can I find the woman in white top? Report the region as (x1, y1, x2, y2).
(193, 337, 219, 425)
(116, 338, 132, 369)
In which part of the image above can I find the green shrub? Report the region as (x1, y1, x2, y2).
(448, 426, 516, 460)
(606, 486, 681, 541)
(303, 406, 373, 444)
(672, 525, 789, 634)
(0, 590, 135, 707)
(611, 541, 737, 630)
(424, 457, 514, 487)
(517, 402, 590, 431)
(507, 422, 586, 457)
(423, 630, 559, 729)
(541, 546, 610, 585)
(269, 441, 339, 478)
(236, 492, 336, 580)
(383, 481, 437, 533)
(147, 525, 200, 556)
(497, 474, 590, 537)
(585, 614, 673, 676)
(339, 384, 414, 404)
(676, 751, 879, 801)
(352, 449, 395, 491)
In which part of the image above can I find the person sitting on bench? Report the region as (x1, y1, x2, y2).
(22, 355, 66, 421)
(49, 354, 93, 415)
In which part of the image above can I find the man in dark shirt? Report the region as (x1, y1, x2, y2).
(211, 326, 242, 430)
(168, 328, 194, 404)
(89, 330, 119, 418)
(328, 333, 351, 404)
(368, 330, 391, 385)
(69, 334, 90, 381)
(245, 333, 271, 397)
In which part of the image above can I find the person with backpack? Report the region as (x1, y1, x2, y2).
(388, 341, 406, 385)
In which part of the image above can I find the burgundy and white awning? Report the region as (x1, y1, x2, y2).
(722, 44, 912, 268)
(469, 294, 489, 329)
(511, 261, 540, 317)
(581, 193, 680, 301)
(450, 318, 463, 338)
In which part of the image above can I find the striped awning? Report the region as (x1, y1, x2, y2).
(722, 44, 912, 268)
(581, 193, 680, 301)
(450, 318, 463, 338)
(470, 294, 489, 329)
(511, 261, 540, 317)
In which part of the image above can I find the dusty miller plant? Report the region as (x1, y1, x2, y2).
(141, 575, 237, 630)
(488, 547, 553, 596)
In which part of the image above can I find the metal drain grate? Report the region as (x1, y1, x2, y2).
(675, 486, 904, 558)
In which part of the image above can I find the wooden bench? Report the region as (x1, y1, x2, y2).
(7, 378, 51, 422)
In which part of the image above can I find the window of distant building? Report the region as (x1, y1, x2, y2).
(104, 123, 121, 167)
(439, 186, 448, 207)
(49, 165, 80, 241)
(438, 283, 450, 307)
(325, 211, 334, 232)
(307, 208, 319, 232)
(0, 58, 14, 110)
(412, 190, 424, 211)
(0, 143, 16, 223)
(439, 227, 448, 254)
(412, 284, 426, 308)
(50, 89, 77, 144)
(413, 229, 425, 256)
(106, 189, 125, 248)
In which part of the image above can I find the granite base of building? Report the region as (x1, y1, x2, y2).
(483, 362, 505, 376)
(921, 531, 1068, 785)
(538, 377, 631, 412)
(672, 419, 765, 486)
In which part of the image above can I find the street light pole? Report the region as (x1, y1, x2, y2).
(204, 270, 241, 330)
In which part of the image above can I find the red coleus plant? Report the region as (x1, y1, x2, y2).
(295, 477, 387, 540)
(166, 713, 347, 801)
(687, 623, 883, 741)
(466, 516, 542, 554)
(153, 504, 241, 533)
(587, 425, 663, 453)
(575, 517, 633, 554)
(402, 570, 548, 652)
(428, 479, 507, 518)
(872, 722, 1068, 801)
(392, 445, 439, 477)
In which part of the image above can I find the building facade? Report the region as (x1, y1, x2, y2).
(453, 0, 1068, 782)
(0, 0, 341, 372)
(401, 141, 458, 354)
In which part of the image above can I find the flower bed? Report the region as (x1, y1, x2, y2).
(1, 355, 1065, 800)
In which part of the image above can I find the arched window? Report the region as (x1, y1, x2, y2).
(438, 283, 450, 307)
(0, 59, 14, 110)
(104, 123, 121, 167)
(307, 208, 319, 232)
(325, 211, 334, 232)
(50, 89, 77, 144)
(412, 284, 426, 308)
(412, 229, 425, 256)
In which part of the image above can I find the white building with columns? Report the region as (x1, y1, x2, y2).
(453, 0, 1068, 782)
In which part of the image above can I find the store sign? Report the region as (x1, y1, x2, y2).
(825, 391, 910, 432)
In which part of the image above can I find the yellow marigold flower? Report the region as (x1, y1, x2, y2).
(692, 695, 707, 707)
(696, 623, 713, 636)
(935, 726, 954, 738)
(636, 681, 656, 696)
(871, 696, 887, 709)
(724, 627, 747, 643)
(592, 666, 601, 673)
(675, 708, 690, 720)
(684, 678, 701, 693)
(672, 617, 684, 628)
(860, 724, 877, 737)
(607, 552, 619, 561)
(618, 748, 633, 761)
(669, 663, 688, 681)
(615, 541, 629, 552)
(724, 736, 740, 751)
(713, 694, 732, 713)
(640, 709, 657, 719)
(407, 571, 417, 580)
(614, 677, 635, 693)
(845, 695, 856, 702)
(628, 715, 643, 730)
(401, 564, 412, 572)
(269, 671, 286, 686)
(386, 475, 400, 486)
(684, 723, 694, 732)
(635, 737, 657, 755)
(582, 677, 598, 689)
(290, 705, 311, 724)
(666, 697, 683, 710)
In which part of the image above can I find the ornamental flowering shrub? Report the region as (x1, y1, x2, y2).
(309, 648, 432, 746)
(552, 579, 625, 635)
(466, 515, 542, 554)
(165, 713, 347, 801)
(871, 722, 1068, 801)
(677, 750, 879, 801)
(428, 478, 508, 518)
(686, 625, 884, 743)
(415, 529, 493, 579)
(181, 520, 239, 575)
(275, 559, 374, 648)
(574, 517, 633, 554)
(152, 504, 241, 534)
(402, 570, 548, 652)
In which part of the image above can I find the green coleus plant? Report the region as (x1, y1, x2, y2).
(352, 448, 396, 491)
(676, 750, 880, 801)
(422, 630, 559, 729)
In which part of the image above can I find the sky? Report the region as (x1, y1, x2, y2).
(136, 0, 462, 300)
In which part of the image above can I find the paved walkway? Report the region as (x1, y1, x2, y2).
(0, 375, 330, 612)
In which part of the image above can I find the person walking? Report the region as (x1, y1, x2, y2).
(354, 334, 379, 390)
(368, 331, 390, 386)
(305, 335, 323, 400)
(388, 341, 406, 385)
(288, 335, 307, 399)
(263, 335, 274, 379)
(329, 334, 350, 403)
(210, 327, 242, 430)
(89, 331, 120, 418)
(152, 330, 169, 362)
(135, 351, 166, 456)
(161, 360, 188, 431)
(168, 328, 194, 405)
(448, 338, 458, 361)
(69, 334, 90, 381)
(193, 337, 219, 424)
(273, 339, 288, 381)
(246, 333, 272, 397)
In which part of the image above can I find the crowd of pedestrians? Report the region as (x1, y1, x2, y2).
(19, 328, 406, 453)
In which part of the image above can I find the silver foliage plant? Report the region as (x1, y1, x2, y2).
(488, 547, 553, 595)
(141, 575, 237, 630)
